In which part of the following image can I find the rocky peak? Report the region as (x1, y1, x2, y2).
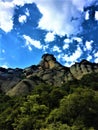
(70, 59, 98, 79)
(42, 54, 56, 61)
(0, 54, 98, 96)
(39, 54, 61, 69)
(80, 59, 91, 65)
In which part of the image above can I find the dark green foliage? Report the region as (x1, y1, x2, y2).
(0, 73, 98, 130)
(80, 73, 98, 90)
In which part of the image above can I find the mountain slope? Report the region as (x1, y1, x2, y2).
(0, 54, 98, 96)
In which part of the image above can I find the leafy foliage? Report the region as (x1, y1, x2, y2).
(0, 73, 98, 130)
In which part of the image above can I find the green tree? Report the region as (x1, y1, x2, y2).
(46, 88, 98, 129)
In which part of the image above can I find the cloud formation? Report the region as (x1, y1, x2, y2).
(87, 55, 92, 61)
(52, 45, 61, 53)
(1, 64, 8, 68)
(85, 40, 93, 51)
(23, 35, 42, 50)
(0, 1, 14, 32)
(0, 0, 97, 34)
(0, 0, 98, 67)
(37, 0, 83, 36)
(94, 52, 98, 57)
(62, 45, 83, 64)
(18, 15, 27, 23)
(45, 32, 55, 42)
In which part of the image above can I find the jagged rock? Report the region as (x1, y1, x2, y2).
(6, 79, 34, 96)
(39, 54, 62, 69)
(0, 54, 98, 96)
(0, 67, 24, 93)
(70, 60, 98, 79)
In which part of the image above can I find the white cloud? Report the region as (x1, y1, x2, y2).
(62, 46, 83, 62)
(25, 8, 30, 16)
(85, 40, 93, 51)
(28, 45, 32, 51)
(0, 0, 97, 34)
(95, 11, 98, 20)
(23, 35, 42, 50)
(0, 0, 33, 32)
(72, 37, 82, 43)
(18, 15, 27, 23)
(72, 0, 86, 11)
(36, 0, 97, 36)
(95, 58, 98, 63)
(94, 52, 98, 57)
(65, 62, 74, 67)
(63, 37, 82, 50)
(64, 38, 72, 43)
(85, 11, 89, 20)
(57, 54, 63, 60)
(1, 64, 8, 68)
(37, 0, 83, 36)
(45, 32, 55, 42)
(12, 0, 33, 6)
(0, 1, 14, 32)
(42, 44, 49, 51)
(87, 55, 92, 61)
(52, 45, 61, 53)
(63, 44, 69, 50)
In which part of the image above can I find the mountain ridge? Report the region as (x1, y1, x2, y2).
(0, 54, 98, 96)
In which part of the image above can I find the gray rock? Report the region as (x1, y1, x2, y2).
(0, 54, 98, 96)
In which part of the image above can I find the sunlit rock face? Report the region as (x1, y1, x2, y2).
(39, 54, 60, 69)
(0, 54, 98, 96)
(70, 59, 98, 79)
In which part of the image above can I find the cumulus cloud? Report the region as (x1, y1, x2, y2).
(64, 38, 72, 43)
(72, 37, 82, 43)
(95, 58, 98, 63)
(0, 1, 14, 32)
(52, 45, 61, 53)
(85, 40, 93, 51)
(63, 44, 69, 50)
(0, 0, 33, 32)
(94, 52, 98, 57)
(85, 11, 89, 20)
(87, 55, 92, 61)
(94, 52, 98, 63)
(37, 0, 83, 36)
(23, 35, 42, 50)
(0, 0, 97, 34)
(63, 37, 82, 50)
(25, 8, 30, 16)
(45, 32, 55, 42)
(62, 45, 83, 63)
(95, 11, 98, 20)
(18, 15, 27, 23)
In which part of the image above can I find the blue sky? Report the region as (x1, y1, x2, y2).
(0, 0, 98, 68)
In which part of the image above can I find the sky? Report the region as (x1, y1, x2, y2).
(0, 0, 98, 68)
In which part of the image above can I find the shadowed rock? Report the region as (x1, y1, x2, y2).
(0, 54, 98, 96)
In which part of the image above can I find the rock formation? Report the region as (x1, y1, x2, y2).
(0, 54, 98, 96)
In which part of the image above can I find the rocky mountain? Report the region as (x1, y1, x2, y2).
(0, 54, 98, 96)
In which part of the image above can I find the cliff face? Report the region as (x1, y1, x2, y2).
(0, 54, 98, 96)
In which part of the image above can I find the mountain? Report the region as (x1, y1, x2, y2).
(0, 54, 98, 96)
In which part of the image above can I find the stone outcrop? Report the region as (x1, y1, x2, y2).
(0, 54, 98, 96)
(70, 60, 98, 79)
(0, 67, 23, 93)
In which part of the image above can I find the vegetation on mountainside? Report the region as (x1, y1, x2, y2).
(0, 73, 98, 130)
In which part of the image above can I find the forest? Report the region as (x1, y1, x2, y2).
(0, 72, 98, 130)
